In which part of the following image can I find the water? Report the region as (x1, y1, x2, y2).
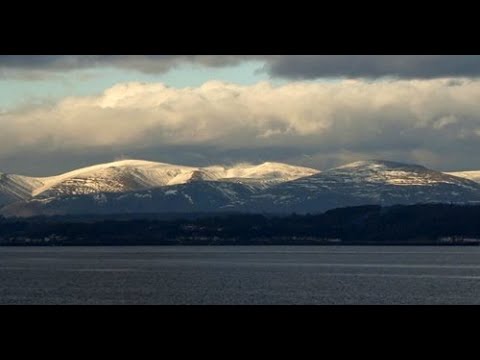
(1, 246, 480, 304)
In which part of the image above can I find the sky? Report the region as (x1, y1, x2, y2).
(1, 55, 480, 176)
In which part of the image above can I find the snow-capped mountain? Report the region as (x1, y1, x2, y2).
(0, 159, 319, 208)
(2, 159, 480, 217)
(249, 160, 480, 213)
(445, 171, 480, 183)
(31, 160, 200, 198)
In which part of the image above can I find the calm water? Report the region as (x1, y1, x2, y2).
(1, 246, 480, 304)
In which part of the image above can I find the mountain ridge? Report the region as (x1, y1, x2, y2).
(3, 158, 480, 217)
(0, 159, 319, 206)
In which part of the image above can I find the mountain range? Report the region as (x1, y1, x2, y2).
(2, 159, 480, 217)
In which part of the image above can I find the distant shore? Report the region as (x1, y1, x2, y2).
(3, 204, 480, 246)
(1, 239, 479, 247)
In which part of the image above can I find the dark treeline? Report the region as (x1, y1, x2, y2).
(1, 204, 480, 245)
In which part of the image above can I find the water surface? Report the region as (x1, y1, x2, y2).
(1, 246, 480, 304)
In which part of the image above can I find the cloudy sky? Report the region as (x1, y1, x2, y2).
(1, 55, 480, 176)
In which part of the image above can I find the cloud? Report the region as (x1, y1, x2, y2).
(263, 55, 480, 79)
(3, 55, 480, 79)
(2, 78, 480, 173)
(0, 55, 255, 79)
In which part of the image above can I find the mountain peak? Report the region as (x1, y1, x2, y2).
(80, 159, 184, 169)
(334, 159, 427, 171)
(297, 159, 477, 189)
(102, 159, 163, 166)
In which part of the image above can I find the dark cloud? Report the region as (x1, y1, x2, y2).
(0, 55, 256, 77)
(2, 55, 480, 79)
(264, 55, 480, 79)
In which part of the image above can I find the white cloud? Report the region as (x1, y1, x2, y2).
(2, 78, 480, 170)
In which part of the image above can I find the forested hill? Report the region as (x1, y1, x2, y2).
(1, 204, 480, 245)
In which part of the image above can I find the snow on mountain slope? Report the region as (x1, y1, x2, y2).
(6, 159, 480, 217)
(32, 159, 319, 198)
(0, 173, 44, 206)
(32, 159, 198, 198)
(251, 160, 480, 213)
(0, 159, 320, 204)
(204, 162, 319, 182)
(1, 180, 262, 217)
(325, 160, 479, 188)
(445, 171, 480, 183)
